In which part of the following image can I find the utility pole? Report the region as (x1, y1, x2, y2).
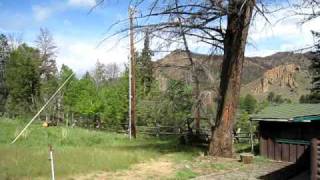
(129, 7, 137, 138)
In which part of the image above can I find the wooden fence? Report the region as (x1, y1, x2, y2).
(70, 120, 255, 145)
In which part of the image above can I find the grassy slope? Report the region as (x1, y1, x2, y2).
(0, 119, 199, 179)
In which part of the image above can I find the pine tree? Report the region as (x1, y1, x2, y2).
(311, 31, 320, 94)
(242, 94, 257, 114)
(137, 31, 153, 96)
(5, 44, 41, 116)
(0, 34, 10, 113)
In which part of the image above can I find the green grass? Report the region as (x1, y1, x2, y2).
(175, 168, 198, 180)
(0, 119, 199, 179)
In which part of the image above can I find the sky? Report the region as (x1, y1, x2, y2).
(0, 0, 319, 75)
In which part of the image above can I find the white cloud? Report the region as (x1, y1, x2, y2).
(32, 0, 96, 22)
(55, 36, 129, 75)
(246, 7, 320, 57)
(68, 0, 96, 8)
(63, 19, 72, 26)
(32, 5, 54, 22)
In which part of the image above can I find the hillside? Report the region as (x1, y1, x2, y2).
(153, 50, 312, 102)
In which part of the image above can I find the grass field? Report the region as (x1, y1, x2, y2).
(0, 119, 200, 179)
(0, 119, 271, 180)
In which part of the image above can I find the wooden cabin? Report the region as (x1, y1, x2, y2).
(251, 104, 320, 179)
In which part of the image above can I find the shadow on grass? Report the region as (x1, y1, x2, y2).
(235, 143, 259, 155)
(108, 139, 206, 155)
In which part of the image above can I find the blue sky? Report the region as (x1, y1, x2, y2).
(0, 0, 319, 74)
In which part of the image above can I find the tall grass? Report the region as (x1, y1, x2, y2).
(0, 119, 199, 179)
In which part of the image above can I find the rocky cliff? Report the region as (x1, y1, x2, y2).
(153, 50, 312, 102)
(246, 64, 300, 94)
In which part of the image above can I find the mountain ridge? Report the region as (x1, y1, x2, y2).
(153, 50, 312, 102)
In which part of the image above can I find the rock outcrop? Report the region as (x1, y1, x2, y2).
(248, 64, 300, 94)
(153, 50, 311, 102)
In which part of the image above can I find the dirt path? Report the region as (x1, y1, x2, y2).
(72, 157, 177, 180)
(194, 161, 293, 180)
(71, 155, 295, 180)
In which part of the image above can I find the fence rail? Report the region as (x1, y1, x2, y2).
(70, 120, 255, 145)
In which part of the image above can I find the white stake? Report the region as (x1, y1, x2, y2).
(49, 145, 55, 180)
(11, 73, 74, 144)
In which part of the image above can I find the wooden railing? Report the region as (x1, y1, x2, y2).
(65, 118, 255, 144)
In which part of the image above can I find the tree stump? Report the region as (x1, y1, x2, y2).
(240, 153, 254, 164)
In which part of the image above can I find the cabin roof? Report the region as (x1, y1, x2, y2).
(250, 104, 320, 122)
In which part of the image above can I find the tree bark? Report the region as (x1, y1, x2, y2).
(209, 0, 255, 157)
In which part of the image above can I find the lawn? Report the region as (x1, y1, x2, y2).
(0, 119, 200, 179)
(0, 119, 272, 180)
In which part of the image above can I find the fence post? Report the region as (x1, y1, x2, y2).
(49, 145, 55, 180)
(156, 123, 160, 137)
(250, 119, 254, 154)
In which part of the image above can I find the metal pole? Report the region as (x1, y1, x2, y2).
(11, 73, 74, 144)
(49, 145, 55, 180)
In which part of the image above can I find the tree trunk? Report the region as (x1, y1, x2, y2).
(194, 77, 201, 134)
(209, 0, 255, 157)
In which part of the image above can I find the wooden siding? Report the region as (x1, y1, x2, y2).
(311, 138, 320, 180)
(259, 121, 320, 163)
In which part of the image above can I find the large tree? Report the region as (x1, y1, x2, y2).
(0, 34, 10, 113)
(35, 28, 58, 120)
(35, 27, 57, 78)
(5, 44, 41, 116)
(101, 0, 256, 156)
(294, 0, 320, 103)
(139, 0, 254, 157)
(209, 0, 255, 157)
(310, 32, 320, 94)
(137, 31, 153, 96)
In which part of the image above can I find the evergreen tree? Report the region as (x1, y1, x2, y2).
(156, 80, 193, 126)
(74, 72, 103, 117)
(100, 73, 129, 125)
(60, 65, 77, 114)
(137, 32, 153, 96)
(5, 44, 41, 116)
(242, 94, 257, 114)
(310, 31, 320, 101)
(0, 34, 10, 113)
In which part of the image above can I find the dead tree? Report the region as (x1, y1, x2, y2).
(292, 0, 320, 21)
(174, 0, 201, 133)
(100, 0, 257, 157)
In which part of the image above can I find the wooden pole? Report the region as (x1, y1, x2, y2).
(128, 55, 132, 139)
(129, 7, 137, 138)
(250, 118, 254, 154)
